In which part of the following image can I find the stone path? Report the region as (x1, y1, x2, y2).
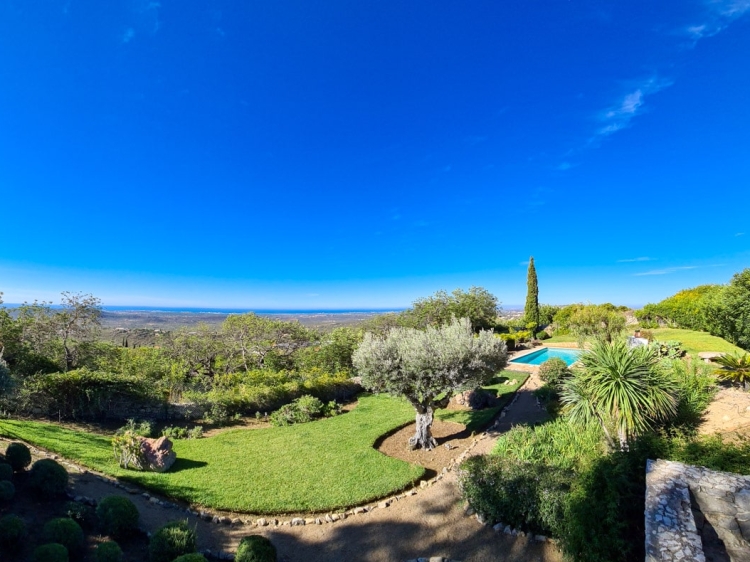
(15, 370, 562, 562)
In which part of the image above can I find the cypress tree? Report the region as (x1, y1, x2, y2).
(525, 257, 540, 331)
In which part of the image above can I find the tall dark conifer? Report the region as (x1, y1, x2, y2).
(525, 257, 540, 330)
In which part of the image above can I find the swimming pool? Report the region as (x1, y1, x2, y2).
(510, 347, 582, 366)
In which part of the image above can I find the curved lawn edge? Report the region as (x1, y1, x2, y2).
(0, 394, 426, 514)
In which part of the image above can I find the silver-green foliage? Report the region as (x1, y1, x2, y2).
(353, 318, 507, 449)
(353, 318, 507, 408)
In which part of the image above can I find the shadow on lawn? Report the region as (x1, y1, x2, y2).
(169, 458, 209, 472)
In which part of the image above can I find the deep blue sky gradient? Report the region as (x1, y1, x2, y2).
(1, 1, 749, 308)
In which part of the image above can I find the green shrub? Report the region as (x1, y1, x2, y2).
(43, 517, 85, 553)
(5, 442, 31, 472)
(536, 331, 550, 340)
(538, 357, 570, 386)
(187, 426, 203, 439)
(96, 495, 140, 538)
(29, 458, 68, 498)
(235, 535, 277, 562)
(64, 500, 96, 529)
(497, 333, 516, 351)
(269, 394, 331, 426)
(0, 462, 12, 481)
(32, 543, 69, 562)
(118, 419, 154, 437)
(0, 514, 26, 547)
(148, 520, 197, 562)
(0, 480, 15, 501)
(173, 555, 208, 562)
(112, 429, 146, 470)
(667, 358, 717, 429)
(459, 455, 571, 535)
(161, 426, 189, 439)
(95, 541, 124, 562)
(20, 369, 153, 419)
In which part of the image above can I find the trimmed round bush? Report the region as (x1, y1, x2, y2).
(0, 462, 13, 481)
(5, 443, 31, 472)
(0, 514, 26, 547)
(148, 520, 197, 562)
(0, 480, 15, 501)
(235, 535, 277, 562)
(43, 517, 85, 553)
(95, 540, 124, 562)
(173, 555, 208, 562)
(96, 495, 140, 538)
(29, 458, 69, 498)
(64, 500, 96, 529)
(538, 357, 571, 386)
(32, 543, 69, 562)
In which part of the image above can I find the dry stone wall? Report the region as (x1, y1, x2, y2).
(646, 459, 750, 562)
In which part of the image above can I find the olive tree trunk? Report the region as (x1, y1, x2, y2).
(409, 406, 437, 450)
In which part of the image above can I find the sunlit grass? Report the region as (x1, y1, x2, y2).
(0, 394, 423, 514)
(545, 328, 743, 356)
(436, 370, 528, 431)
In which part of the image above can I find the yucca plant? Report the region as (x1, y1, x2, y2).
(560, 339, 678, 450)
(713, 353, 750, 390)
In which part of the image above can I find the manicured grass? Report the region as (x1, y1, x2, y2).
(0, 394, 424, 514)
(436, 370, 528, 432)
(544, 328, 744, 356)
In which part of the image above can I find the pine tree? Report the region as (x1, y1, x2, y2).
(525, 257, 540, 331)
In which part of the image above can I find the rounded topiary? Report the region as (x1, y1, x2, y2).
(148, 520, 197, 562)
(0, 514, 26, 547)
(43, 517, 85, 553)
(5, 443, 31, 472)
(96, 495, 140, 538)
(538, 357, 571, 386)
(0, 462, 13, 481)
(235, 535, 277, 562)
(173, 554, 208, 562)
(95, 540, 125, 562)
(0, 480, 15, 501)
(32, 543, 69, 562)
(64, 500, 96, 528)
(29, 458, 69, 498)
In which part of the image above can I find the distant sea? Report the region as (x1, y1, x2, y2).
(3, 304, 527, 314)
(101, 306, 407, 315)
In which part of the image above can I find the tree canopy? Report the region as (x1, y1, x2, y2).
(352, 318, 507, 450)
(404, 287, 499, 332)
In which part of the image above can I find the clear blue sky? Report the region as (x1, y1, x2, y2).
(1, 1, 748, 309)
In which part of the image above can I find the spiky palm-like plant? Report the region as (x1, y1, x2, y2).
(713, 353, 750, 390)
(560, 339, 677, 450)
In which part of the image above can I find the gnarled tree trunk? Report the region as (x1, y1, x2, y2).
(409, 405, 437, 451)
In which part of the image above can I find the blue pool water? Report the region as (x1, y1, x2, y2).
(510, 347, 582, 366)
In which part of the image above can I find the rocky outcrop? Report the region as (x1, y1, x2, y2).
(140, 436, 176, 473)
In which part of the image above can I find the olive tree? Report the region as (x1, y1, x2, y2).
(352, 318, 507, 450)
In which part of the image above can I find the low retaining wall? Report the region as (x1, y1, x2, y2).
(645, 459, 750, 562)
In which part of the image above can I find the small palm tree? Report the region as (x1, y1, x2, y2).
(713, 353, 750, 390)
(560, 339, 677, 450)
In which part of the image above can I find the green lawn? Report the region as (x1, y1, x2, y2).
(0, 372, 526, 514)
(1, 394, 422, 514)
(544, 328, 744, 356)
(436, 370, 528, 431)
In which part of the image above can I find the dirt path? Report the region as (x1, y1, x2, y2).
(698, 385, 750, 438)
(12, 371, 562, 562)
